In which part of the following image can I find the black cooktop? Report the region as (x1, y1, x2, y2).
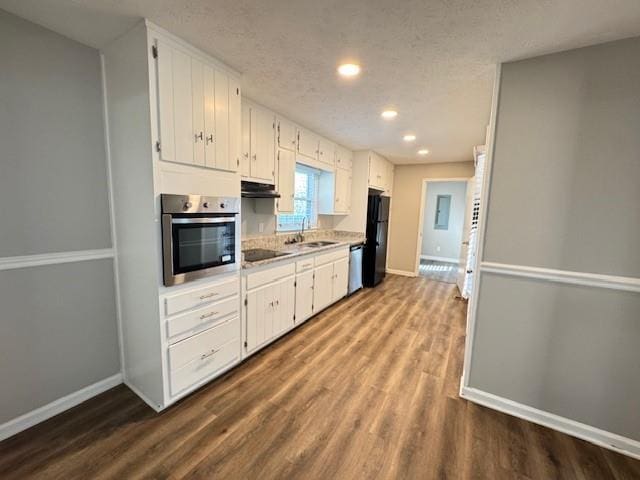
(243, 248, 291, 263)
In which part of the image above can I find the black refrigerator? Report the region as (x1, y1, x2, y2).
(363, 193, 390, 287)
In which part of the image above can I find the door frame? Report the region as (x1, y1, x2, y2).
(413, 177, 473, 277)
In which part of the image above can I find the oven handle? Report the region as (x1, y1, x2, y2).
(170, 217, 237, 225)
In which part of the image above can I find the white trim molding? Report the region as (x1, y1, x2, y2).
(0, 374, 122, 442)
(0, 248, 115, 272)
(386, 268, 418, 277)
(420, 255, 460, 264)
(481, 262, 640, 293)
(461, 386, 640, 460)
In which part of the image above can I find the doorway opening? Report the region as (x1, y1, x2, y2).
(417, 180, 470, 287)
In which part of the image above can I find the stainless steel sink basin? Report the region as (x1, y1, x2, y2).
(302, 241, 338, 248)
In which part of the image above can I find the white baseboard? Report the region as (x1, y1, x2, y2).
(460, 386, 640, 460)
(386, 268, 417, 277)
(0, 373, 122, 442)
(420, 254, 460, 264)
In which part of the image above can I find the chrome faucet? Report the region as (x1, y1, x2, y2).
(295, 217, 307, 243)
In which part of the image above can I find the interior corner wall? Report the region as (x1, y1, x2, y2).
(468, 36, 640, 443)
(0, 9, 120, 425)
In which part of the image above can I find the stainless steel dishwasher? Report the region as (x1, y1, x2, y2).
(348, 243, 364, 295)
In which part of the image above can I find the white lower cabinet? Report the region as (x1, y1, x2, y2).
(295, 269, 314, 323)
(313, 262, 334, 312)
(242, 246, 349, 358)
(245, 274, 295, 353)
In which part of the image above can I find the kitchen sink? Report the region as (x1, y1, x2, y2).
(302, 241, 338, 248)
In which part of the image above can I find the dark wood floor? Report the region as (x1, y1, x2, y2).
(1, 275, 638, 479)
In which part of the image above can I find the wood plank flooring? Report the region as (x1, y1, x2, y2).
(1, 274, 638, 479)
(419, 259, 459, 284)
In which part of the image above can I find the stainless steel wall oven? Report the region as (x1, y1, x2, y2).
(161, 194, 240, 286)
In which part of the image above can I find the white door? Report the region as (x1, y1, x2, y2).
(172, 48, 194, 165)
(240, 103, 251, 177)
(156, 40, 176, 163)
(277, 149, 295, 213)
(254, 107, 275, 182)
(191, 58, 205, 166)
(203, 64, 216, 168)
(295, 270, 314, 323)
(457, 178, 475, 294)
(245, 283, 274, 352)
(335, 146, 352, 170)
(313, 263, 333, 312)
(228, 79, 241, 172)
(214, 70, 230, 171)
(297, 127, 319, 159)
(318, 137, 335, 166)
(332, 258, 349, 302)
(273, 277, 295, 335)
(334, 168, 351, 213)
(277, 117, 297, 151)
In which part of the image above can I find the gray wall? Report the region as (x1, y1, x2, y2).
(421, 181, 467, 260)
(0, 10, 120, 424)
(469, 36, 640, 442)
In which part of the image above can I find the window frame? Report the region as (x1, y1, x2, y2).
(277, 164, 320, 232)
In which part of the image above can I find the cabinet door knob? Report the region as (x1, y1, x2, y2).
(252, 154, 257, 160)
(206, 134, 214, 144)
(195, 131, 203, 141)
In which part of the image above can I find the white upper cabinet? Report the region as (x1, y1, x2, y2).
(155, 39, 238, 172)
(241, 101, 275, 183)
(297, 127, 320, 159)
(335, 145, 353, 171)
(367, 151, 393, 195)
(318, 137, 335, 167)
(276, 148, 295, 213)
(334, 168, 351, 213)
(277, 117, 297, 151)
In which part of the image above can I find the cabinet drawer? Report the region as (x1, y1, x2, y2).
(169, 335, 239, 396)
(168, 316, 239, 372)
(166, 295, 239, 341)
(164, 277, 239, 316)
(296, 257, 315, 272)
(315, 247, 349, 266)
(246, 262, 295, 290)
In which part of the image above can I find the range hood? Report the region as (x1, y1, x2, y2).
(241, 181, 281, 199)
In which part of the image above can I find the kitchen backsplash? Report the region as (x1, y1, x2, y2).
(242, 229, 365, 251)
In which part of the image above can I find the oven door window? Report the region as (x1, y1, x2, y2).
(172, 220, 235, 274)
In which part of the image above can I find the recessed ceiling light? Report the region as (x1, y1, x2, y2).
(381, 110, 398, 119)
(418, 149, 430, 155)
(403, 134, 416, 142)
(337, 63, 361, 77)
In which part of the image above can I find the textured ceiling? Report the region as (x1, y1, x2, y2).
(2, 1, 640, 164)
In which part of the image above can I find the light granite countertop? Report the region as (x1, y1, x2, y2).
(241, 231, 366, 270)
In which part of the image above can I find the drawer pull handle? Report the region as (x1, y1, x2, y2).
(200, 311, 218, 320)
(201, 348, 219, 360)
(199, 292, 218, 300)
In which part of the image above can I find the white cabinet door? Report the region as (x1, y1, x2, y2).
(295, 269, 314, 323)
(332, 258, 349, 303)
(277, 117, 297, 151)
(172, 48, 194, 165)
(191, 58, 205, 166)
(245, 282, 274, 352)
(273, 276, 295, 335)
(253, 107, 275, 182)
(228, 79, 241, 172)
(156, 40, 176, 163)
(369, 153, 385, 189)
(240, 102, 251, 177)
(313, 263, 334, 312)
(334, 168, 351, 213)
(297, 127, 319, 159)
(335, 146, 353, 170)
(203, 64, 216, 168)
(318, 137, 335, 167)
(214, 70, 230, 171)
(277, 149, 295, 213)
